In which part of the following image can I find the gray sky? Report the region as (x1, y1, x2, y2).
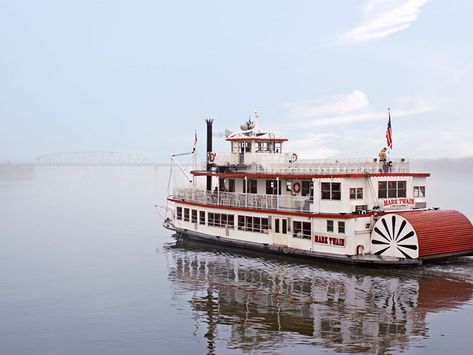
(1, 0, 472, 162)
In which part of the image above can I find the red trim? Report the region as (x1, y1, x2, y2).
(191, 170, 430, 179)
(225, 137, 288, 142)
(168, 198, 368, 219)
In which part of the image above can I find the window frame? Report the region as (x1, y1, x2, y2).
(321, 182, 341, 200)
(228, 179, 235, 193)
(177, 207, 182, 220)
(301, 180, 313, 197)
(327, 220, 334, 232)
(199, 211, 205, 225)
(338, 221, 345, 234)
(243, 179, 258, 194)
(379, 180, 407, 198)
(293, 221, 311, 239)
(349, 187, 363, 200)
(184, 208, 190, 222)
(414, 185, 426, 198)
(266, 179, 281, 195)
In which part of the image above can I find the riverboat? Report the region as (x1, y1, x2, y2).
(163, 114, 473, 265)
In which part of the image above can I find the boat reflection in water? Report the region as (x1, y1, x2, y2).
(165, 238, 473, 353)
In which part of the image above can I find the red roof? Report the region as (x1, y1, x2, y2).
(396, 210, 473, 258)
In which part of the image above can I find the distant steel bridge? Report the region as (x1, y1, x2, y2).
(34, 151, 167, 167)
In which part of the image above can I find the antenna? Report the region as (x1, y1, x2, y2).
(253, 111, 260, 130)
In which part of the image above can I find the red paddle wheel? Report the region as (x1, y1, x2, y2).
(371, 210, 473, 260)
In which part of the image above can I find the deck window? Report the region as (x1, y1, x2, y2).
(184, 208, 190, 222)
(350, 188, 363, 200)
(338, 221, 345, 234)
(293, 221, 311, 239)
(414, 186, 426, 197)
(327, 220, 334, 232)
(177, 207, 182, 220)
(191, 209, 197, 223)
(266, 180, 281, 195)
(301, 181, 313, 197)
(228, 179, 235, 193)
(199, 211, 205, 225)
(243, 179, 257, 194)
(321, 182, 341, 200)
(219, 178, 225, 191)
(208, 213, 234, 228)
(208, 212, 215, 225)
(261, 218, 269, 232)
(237, 215, 269, 234)
(379, 181, 406, 198)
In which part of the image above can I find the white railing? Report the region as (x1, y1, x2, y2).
(172, 188, 312, 213)
(265, 159, 410, 175)
(208, 152, 295, 168)
(199, 158, 410, 175)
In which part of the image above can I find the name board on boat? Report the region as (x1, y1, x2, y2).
(383, 198, 415, 208)
(314, 235, 345, 247)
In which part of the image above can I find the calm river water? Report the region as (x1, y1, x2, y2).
(0, 167, 472, 354)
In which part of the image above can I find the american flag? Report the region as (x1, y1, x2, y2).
(386, 110, 393, 149)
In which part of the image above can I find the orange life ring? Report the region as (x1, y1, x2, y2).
(292, 182, 301, 194)
(292, 153, 298, 162)
(208, 152, 216, 162)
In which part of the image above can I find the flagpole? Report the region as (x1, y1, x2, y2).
(386, 108, 393, 161)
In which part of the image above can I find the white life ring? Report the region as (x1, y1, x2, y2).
(208, 152, 216, 162)
(292, 153, 298, 162)
(292, 182, 301, 194)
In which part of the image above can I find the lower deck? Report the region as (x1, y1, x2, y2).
(165, 201, 473, 265)
(163, 221, 421, 266)
(170, 201, 376, 258)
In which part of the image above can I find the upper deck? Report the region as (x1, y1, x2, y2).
(201, 157, 413, 177)
(169, 116, 430, 215)
(205, 116, 419, 177)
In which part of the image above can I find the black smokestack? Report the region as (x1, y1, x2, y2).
(205, 119, 213, 191)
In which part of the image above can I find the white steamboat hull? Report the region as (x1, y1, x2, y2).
(163, 220, 422, 266)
